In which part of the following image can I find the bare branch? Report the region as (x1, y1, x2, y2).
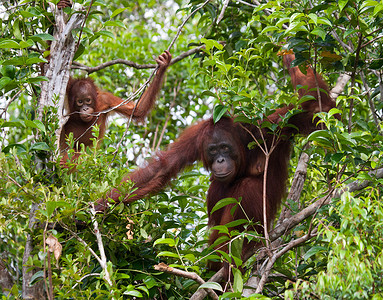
(330, 73, 351, 99)
(253, 229, 317, 294)
(155, 263, 219, 300)
(71, 45, 208, 74)
(89, 204, 113, 286)
(217, 0, 230, 24)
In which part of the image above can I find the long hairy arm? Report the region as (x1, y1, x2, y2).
(281, 53, 338, 134)
(105, 120, 210, 205)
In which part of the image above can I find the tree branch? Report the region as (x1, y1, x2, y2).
(71, 45, 208, 74)
(154, 263, 219, 300)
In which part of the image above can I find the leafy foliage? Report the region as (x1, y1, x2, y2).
(1, 0, 383, 299)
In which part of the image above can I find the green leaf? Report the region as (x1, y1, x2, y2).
(3, 57, 26, 66)
(46, 201, 56, 218)
(1, 65, 16, 78)
(19, 39, 34, 49)
(0, 40, 20, 49)
(99, 30, 115, 39)
(307, 130, 332, 141)
(2, 144, 27, 154)
(1, 121, 25, 128)
(13, 19, 22, 40)
(311, 27, 326, 40)
(308, 13, 318, 25)
(304, 245, 327, 260)
(110, 7, 127, 18)
(233, 268, 243, 293)
(338, 0, 349, 11)
(26, 57, 46, 65)
(198, 282, 223, 292)
(201, 38, 224, 51)
(328, 108, 342, 118)
(30, 142, 50, 151)
(123, 290, 143, 297)
(0, 77, 12, 89)
(201, 90, 218, 98)
(224, 219, 247, 228)
(27, 76, 48, 84)
(153, 238, 176, 247)
(29, 270, 44, 284)
(373, 3, 383, 16)
(213, 105, 228, 123)
(73, 43, 85, 60)
(231, 237, 244, 260)
(24, 120, 46, 133)
(157, 251, 179, 258)
(31, 33, 55, 42)
(317, 17, 332, 26)
(211, 197, 237, 214)
(211, 225, 229, 235)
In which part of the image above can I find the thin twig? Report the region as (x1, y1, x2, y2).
(89, 204, 112, 286)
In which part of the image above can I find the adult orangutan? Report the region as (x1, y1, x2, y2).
(97, 53, 338, 274)
(60, 51, 171, 166)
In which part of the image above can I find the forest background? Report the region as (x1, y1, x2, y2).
(0, 0, 383, 299)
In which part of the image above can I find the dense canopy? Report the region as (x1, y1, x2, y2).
(0, 0, 382, 299)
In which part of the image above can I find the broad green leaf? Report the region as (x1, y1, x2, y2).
(110, 7, 127, 18)
(27, 76, 48, 83)
(24, 120, 46, 133)
(211, 225, 229, 235)
(157, 251, 179, 258)
(290, 12, 304, 22)
(31, 33, 55, 41)
(3, 57, 26, 66)
(328, 108, 342, 118)
(304, 245, 327, 260)
(308, 13, 318, 25)
(224, 219, 248, 228)
(317, 17, 332, 26)
(311, 27, 326, 40)
(26, 57, 46, 65)
(338, 0, 349, 11)
(201, 90, 218, 98)
(19, 39, 34, 49)
(211, 197, 237, 214)
(198, 282, 223, 292)
(30, 142, 50, 151)
(13, 19, 22, 40)
(0, 40, 20, 49)
(73, 43, 85, 60)
(373, 3, 383, 16)
(30, 270, 44, 284)
(231, 237, 244, 261)
(1, 121, 25, 128)
(123, 290, 143, 297)
(233, 268, 243, 293)
(0, 77, 12, 89)
(213, 105, 228, 123)
(99, 30, 115, 39)
(201, 38, 224, 51)
(104, 20, 125, 28)
(153, 238, 176, 247)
